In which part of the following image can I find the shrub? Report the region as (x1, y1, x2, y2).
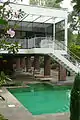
(70, 73, 80, 120)
(0, 114, 8, 120)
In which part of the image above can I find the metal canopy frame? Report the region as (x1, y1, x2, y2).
(7, 3, 68, 49)
(8, 3, 68, 24)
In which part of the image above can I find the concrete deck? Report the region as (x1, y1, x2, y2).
(0, 88, 34, 120)
(0, 69, 74, 120)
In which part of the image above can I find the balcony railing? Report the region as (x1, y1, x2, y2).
(3, 37, 65, 50)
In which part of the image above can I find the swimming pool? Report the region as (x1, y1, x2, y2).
(8, 83, 71, 115)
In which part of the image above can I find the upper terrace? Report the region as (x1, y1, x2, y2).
(0, 3, 80, 74)
(0, 2, 68, 54)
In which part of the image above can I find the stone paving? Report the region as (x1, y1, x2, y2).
(0, 69, 74, 120)
(0, 88, 34, 120)
(34, 113, 70, 120)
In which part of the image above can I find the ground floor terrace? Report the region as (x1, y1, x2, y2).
(0, 54, 75, 82)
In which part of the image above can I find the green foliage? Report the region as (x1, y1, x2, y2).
(69, 44, 80, 58)
(44, 0, 61, 8)
(76, 34, 80, 45)
(72, 0, 80, 13)
(0, 19, 7, 25)
(0, 114, 8, 120)
(70, 73, 80, 120)
(30, 0, 63, 7)
(0, 39, 21, 54)
(30, 0, 38, 5)
(0, 1, 23, 54)
(0, 71, 11, 87)
(0, 71, 6, 87)
(70, 0, 80, 33)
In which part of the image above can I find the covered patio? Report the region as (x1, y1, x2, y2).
(6, 2, 68, 52)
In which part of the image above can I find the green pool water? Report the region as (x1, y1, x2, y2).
(8, 83, 71, 115)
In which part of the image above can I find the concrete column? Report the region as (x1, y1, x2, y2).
(34, 55, 40, 71)
(16, 58, 20, 70)
(44, 55, 51, 76)
(8, 58, 13, 70)
(8, 58, 14, 74)
(20, 57, 25, 70)
(58, 65, 66, 81)
(26, 55, 32, 72)
(65, 18, 68, 51)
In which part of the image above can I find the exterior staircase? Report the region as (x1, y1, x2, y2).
(49, 51, 80, 74)
(24, 36, 80, 74)
(49, 40, 80, 74)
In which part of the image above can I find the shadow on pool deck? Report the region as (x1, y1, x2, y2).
(12, 69, 75, 84)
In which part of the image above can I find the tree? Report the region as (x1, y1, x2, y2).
(0, 0, 25, 76)
(70, 0, 80, 34)
(44, 0, 63, 8)
(72, 0, 80, 13)
(30, 0, 63, 7)
(70, 73, 80, 120)
(0, 0, 26, 54)
(67, 0, 80, 58)
(0, 1, 18, 53)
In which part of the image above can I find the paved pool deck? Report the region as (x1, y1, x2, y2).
(0, 88, 34, 120)
(0, 87, 70, 120)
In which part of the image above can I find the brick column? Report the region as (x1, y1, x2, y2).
(44, 55, 51, 76)
(26, 55, 32, 72)
(16, 58, 20, 71)
(8, 58, 13, 70)
(34, 55, 40, 71)
(20, 57, 25, 70)
(58, 65, 66, 81)
(8, 58, 14, 74)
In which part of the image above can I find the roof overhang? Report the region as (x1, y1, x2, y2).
(7, 3, 68, 24)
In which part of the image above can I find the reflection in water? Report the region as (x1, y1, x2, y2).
(67, 90, 71, 98)
(31, 89, 34, 93)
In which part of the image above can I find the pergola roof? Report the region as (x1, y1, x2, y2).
(8, 3, 68, 24)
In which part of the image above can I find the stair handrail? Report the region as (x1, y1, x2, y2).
(31, 37, 80, 62)
(54, 40, 80, 67)
(28, 37, 80, 62)
(55, 40, 80, 61)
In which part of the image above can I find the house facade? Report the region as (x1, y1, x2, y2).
(0, 3, 79, 80)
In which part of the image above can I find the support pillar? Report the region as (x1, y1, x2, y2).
(26, 55, 32, 72)
(58, 65, 66, 81)
(16, 58, 20, 71)
(34, 55, 40, 71)
(20, 57, 25, 70)
(44, 55, 51, 76)
(65, 18, 68, 51)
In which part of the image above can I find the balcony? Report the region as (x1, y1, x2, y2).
(0, 37, 66, 54)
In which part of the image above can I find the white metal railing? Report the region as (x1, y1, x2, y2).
(51, 39, 80, 71)
(0, 37, 80, 72)
(0, 37, 65, 50)
(27, 37, 65, 50)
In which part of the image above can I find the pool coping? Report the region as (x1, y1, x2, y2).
(0, 86, 70, 120)
(0, 87, 34, 120)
